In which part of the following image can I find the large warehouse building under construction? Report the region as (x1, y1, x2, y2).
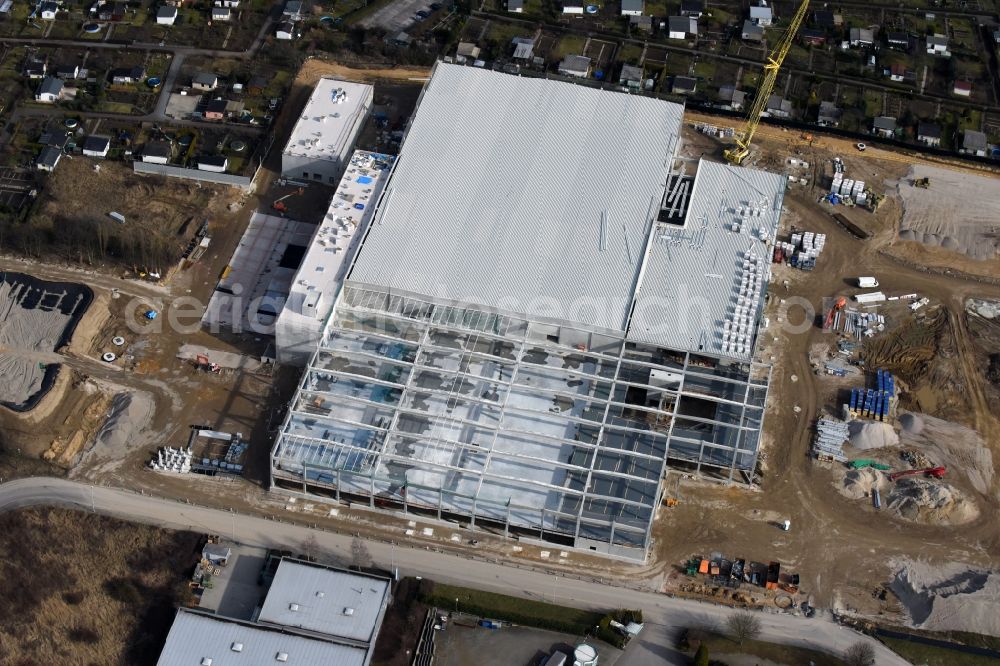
(270, 63, 785, 560)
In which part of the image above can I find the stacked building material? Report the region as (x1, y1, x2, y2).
(813, 418, 850, 461)
(149, 446, 193, 473)
(848, 369, 895, 421)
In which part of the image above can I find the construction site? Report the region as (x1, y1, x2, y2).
(0, 45, 999, 652)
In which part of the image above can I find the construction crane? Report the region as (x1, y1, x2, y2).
(272, 187, 305, 212)
(889, 466, 946, 482)
(724, 0, 811, 165)
(823, 296, 847, 330)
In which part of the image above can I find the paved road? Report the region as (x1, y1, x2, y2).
(0, 477, 908, 666)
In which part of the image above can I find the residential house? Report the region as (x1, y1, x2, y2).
(667, 16, 697, 39)
(507, 0, 522, 11)
(849, 27, 874, 47)
(680, 0, 703, 17)
(621, 0, 643, 16)
(619, 64, 643, 89)
(142, 141, 172, 164)
(630, 14, 652, 31)
(456, 42, 481, 59)
(672, 76, 696, 95)
(817, 101, 841, 127)
(800, 28, 826, 46)
(563, 0, 583, 14)
(749, 5, 771, 26)
(961, 129, 988, 156)
(204, 98, 228, 120)
(718, 84, 746, 111)
(511, 37, 534, 60)
(926, 34, 948, 55)
(110, 66, 145, 85)
(872, 116, 896, 138)
(192, 72, 219, 91)
(558, 55, 591, 78)
(813, 10, 840, 29)
(282, 0, 303, 20)
(35, 76, 63, 103)
(887, 31, 909, 50)
(55, 63, 79, 79)
(39, 130, 69, 149)
(197, 155, 228, 172)
(953, 80, 972, 97)
(23, 58, 47, 79)
(211, 6, 230, 20)
(36, 146, 62, 172)
(917, 122, 941, 147)
(766, 94, 792, 118)
(887, 63, 906, 82)
(97, 2, 126, 21)
(82, 135, 110, 158)
(156, 5, 176, 24)
(275, 21, 294, 39)
(742, 20, 764, 42)
(39, 1, 57, 19)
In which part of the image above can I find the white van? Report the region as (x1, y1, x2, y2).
(857, 276, 879, 288)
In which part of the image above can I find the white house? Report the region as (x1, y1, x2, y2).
(667, 15, 696, 39)
(211, 6, 230, 20)
(558, 54, 591, 78)
(621, 0, 643, 16)
(39, 1, 57, 19)
(35, 76, 63, 103)
(36, 146, 61, 172)
(926, 34, 948, 55)
(749, 4, 772, 26)
(275, 21, 294, 39)
(197, 155, 228, 172)
(156, 5, 177, 24)
(82, 135, 110, 158)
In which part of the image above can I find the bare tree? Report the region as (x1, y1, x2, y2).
(843, 641, 876, 666)
(725, 611, 761, 646)
(351, 536, 373, 570)
(300, 534, 321, 561)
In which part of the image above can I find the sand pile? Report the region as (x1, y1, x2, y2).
(848, 420, 899, 450)
(91, 392, 155, 457)
(891, 560, 1000, 636)
(886, 478, 978, 525)
(896, 165, 1000, 260)
(840, 467, 888, 500)
(898, 412, 993, 495)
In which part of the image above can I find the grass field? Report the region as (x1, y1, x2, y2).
(0, 507, 198, 665)
(881, 636, 1000, 666)
(420, 582, 603, 635)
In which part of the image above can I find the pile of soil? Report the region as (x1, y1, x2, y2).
(886, 478, 978, 525)
(848, 420, 899, 450)
(840, 467, 888, 500)
(891, 560, 1000, 636)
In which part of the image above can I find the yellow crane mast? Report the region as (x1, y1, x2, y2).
(724, 0, 811, 165)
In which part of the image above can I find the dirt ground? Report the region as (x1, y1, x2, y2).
(0, 506, 199, 665)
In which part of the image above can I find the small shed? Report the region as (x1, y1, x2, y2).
(749, 5, 772, 26)
(142, 141, 172, 164)
(507, 0, 523, 11)
(275, 21, 295, 40)
(156, 4, 177, 24)
(872, 116, 896, 138)
(197, 155, 229, 172)
(82, 135, 111, 158)
(672, 76, 697, 95)
(620, 0, 643, 16)
(741, 20, 764, 42)
(202, 543, 232, 564)
(211, 6, 231, 20)
(35, 76, 63, 103)
(917, 122, 941, 147)
(557, 55, 591, 78)
(192, 72, 219, 91)
(40, 0, 57, 19)
(36, 146, 62, 172)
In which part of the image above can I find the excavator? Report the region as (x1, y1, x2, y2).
(889, 466, 946, 482)
(823, 296, 847, 330)
(725, 0, 810, 164)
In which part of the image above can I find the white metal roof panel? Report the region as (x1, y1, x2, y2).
(627, 160, 786, 359)
(257, 559, 389, 643)
(156, 609, 368, 666)
(348, 63, 684, 332)
(283, 78, 373, 163)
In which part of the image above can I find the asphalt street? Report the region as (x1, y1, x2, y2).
(0, 477, 909, 665)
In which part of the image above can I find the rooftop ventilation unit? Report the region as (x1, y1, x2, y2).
(276, 652, 289, 662)
(231, 643, 243, 652)
(289, 603, 300, 612)
(201, 659, 213, 666)
(343, 607, 355, 616)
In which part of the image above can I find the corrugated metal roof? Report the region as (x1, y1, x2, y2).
(348, 63, 684, 332)
(627, 160, 785, 360)
(258, 559, 389, 644)
(156, 609, 368, 666)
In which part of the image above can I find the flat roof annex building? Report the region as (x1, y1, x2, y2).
(271, 64, 784, 560)
(157, 558, 389, 666)
(281, 78, 373, 184)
